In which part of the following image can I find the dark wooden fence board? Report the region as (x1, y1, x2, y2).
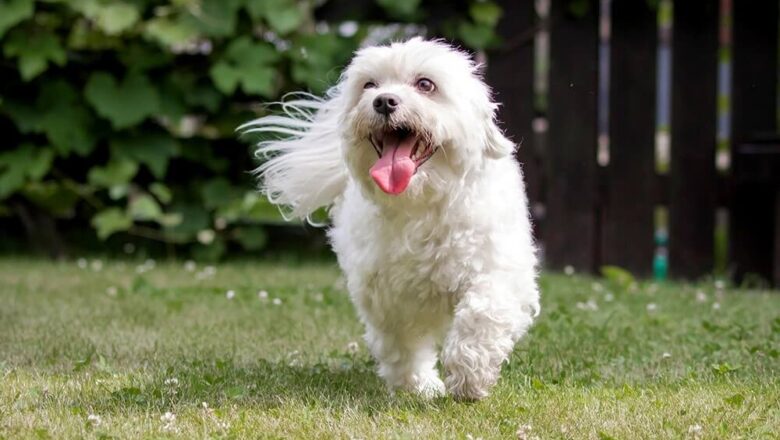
(669, 0, 719, 278)
(487, 1, 538, 205)
(601, 1, 656, 276)
(729, 1, 779, 284)
(544, 0, 600, 271)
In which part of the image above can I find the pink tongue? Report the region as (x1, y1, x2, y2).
(369, 134, 417, 195)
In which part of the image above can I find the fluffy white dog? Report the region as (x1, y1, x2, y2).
(241, 38, 539, 400)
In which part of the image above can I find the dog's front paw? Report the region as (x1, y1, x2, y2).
(412, 372, 446, 399)
(442, 345, 501, 401)
(444, 369, 495, 401)
(393, 371, 445, 399)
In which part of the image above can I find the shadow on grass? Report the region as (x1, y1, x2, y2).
(81, 355, 452, 414)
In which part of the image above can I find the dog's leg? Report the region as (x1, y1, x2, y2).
(364, 325, 445, 399)
(441, 285, 536, 400)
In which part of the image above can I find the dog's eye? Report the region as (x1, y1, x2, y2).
(415, 78, 435, 93)
(363, 81, 377, 89)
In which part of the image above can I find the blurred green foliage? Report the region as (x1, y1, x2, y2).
(0, 0, 501, 259)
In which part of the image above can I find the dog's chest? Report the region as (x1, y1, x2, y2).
(336, 211, 487, 300)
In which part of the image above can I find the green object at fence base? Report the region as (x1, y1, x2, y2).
(653, 253, 668, 281)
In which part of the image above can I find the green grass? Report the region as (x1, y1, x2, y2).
(1, 258, 778, 439)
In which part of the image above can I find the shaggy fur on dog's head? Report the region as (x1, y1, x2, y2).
(338, 38, 514, 205)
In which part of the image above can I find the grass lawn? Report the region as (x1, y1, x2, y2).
(1, 257, 778, 439)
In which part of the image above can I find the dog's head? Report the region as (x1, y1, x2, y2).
(337, 38, 514, 203)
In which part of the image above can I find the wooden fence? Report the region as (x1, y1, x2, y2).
(487, 1, 780, 285)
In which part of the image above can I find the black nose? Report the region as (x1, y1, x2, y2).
(373, 93, 400, 115)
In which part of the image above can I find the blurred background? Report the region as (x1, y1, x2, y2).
(0, 0, 778, 286)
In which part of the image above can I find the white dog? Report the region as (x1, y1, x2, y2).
(241, 38, 539, 400)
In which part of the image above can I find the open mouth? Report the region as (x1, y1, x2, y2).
(368, 126, 437, 195)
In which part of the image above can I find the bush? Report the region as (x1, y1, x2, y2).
(0, 0, 501, 259)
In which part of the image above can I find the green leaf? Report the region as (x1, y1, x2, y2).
(149, 183, 172, 204)
(457, 20, 497, 50)
(2, 81, 97, 156)
(711, 362, 740, 376)
(165, 202, 210, 240)
(84, 71, 160, 129)
(201, 178, 241, 209)
(92, 2, 140, 35)
(144, 16, 200, 47)
(234, 226, 268, 251)
(600, 265, 636, 290)
(0, 0, 34, 38)
(110, 134, 179, 179)
(217, 192, 290, 224)
(118, 44, 172, 72)
(92, 208, 133, 239)
(375, 0, 422, 19)
(129, 194, 162, 221)
(246, 0, 304, 35)
(290, 33, 351, 93)
(88, 158, 138, 188)
(66, 18, 123, 50)
(0, 144, 54, 199)
(210, 37, 279, 96)
(724, 393, 745, 407)
(37, 80, 97, 156)
(182, 0, 242, 38)
(469, 1, 502, 27)
(3, 28, 67, 81)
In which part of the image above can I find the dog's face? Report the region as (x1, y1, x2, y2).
(338, 38, 513, 203)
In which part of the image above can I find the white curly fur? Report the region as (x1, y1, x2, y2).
(242, 38, 540, 400)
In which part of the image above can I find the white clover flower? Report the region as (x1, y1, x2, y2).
(164, 377, 179, 386)
(712, 302, 721, 310)
(106, 286, 118, 297)
(563, 265, 575, 276)
(87, 414, 102, 427)
(695, 290, 708, 303)
(591, 282, 604, 292)
(646, 303, 658, 313)
(197, 229, 215, 245)
(272, 298, 282, 305)
(604, 293, 615, 302)
(226, 290, 236, 300)
(90, 259, 103, 272)
(160, 412, 176, 423)
(714, 280, 725, 290)
(688, 424, 703, 439)
(576, 299, 598, 311)
(346, 341, 359, 354)
(516, 424, 536, 440)
(77, 258, 88, 269)
(257, 290, 269, 300)
(184, 260, 196, 272)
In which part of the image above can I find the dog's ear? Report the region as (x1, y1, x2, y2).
(483, 116, 515, 159)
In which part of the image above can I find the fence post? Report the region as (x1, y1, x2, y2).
(669, 0, 719, 278)
(730, 1, 779, 284)
(602, 1, 657, 276)
(545, 0, 600, 272)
